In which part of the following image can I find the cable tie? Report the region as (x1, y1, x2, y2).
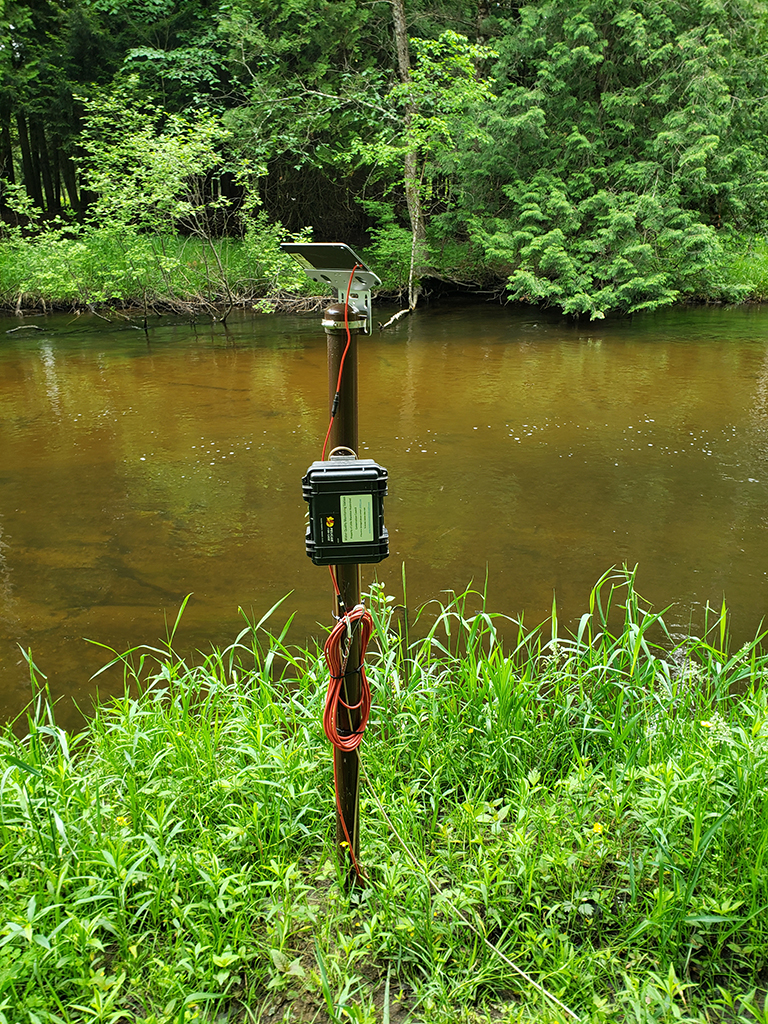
(330, 663, 365, 683)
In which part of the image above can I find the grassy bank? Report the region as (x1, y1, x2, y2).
(2, 225, 768, 317)
(1, 570, 767, 1023)
(0, 223, 318, 317)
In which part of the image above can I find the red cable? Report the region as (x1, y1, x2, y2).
(323, 604, 373, 880)
(320, 404, 335, 464)
(318, 264, 370, 879)
(321, 264, 362, 461)
(323, 604, 373, 750)
(328, 564, 341, 599)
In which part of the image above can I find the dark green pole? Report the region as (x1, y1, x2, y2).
(324, 301, 365, 878)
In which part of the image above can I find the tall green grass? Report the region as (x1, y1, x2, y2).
(0, 220, 315, 313)
(722, 235, 768, 303)
(1, 569, 767, 1023)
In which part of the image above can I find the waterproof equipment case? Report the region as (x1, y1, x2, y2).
(302, 455, 389, 565)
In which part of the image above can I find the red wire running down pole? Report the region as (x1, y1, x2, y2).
(318, 263, 369, 881)
(321, 265, 361, 462)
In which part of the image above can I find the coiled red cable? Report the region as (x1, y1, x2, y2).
(322, 604, 373, 750)
(323, 603, 373, 879)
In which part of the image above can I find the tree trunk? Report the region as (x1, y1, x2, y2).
(51, 136, 62, 211)
(476, 0, 491, 42)
(391, 0, 428, 309)
(59, 149, 81, 217)
(16, 112, 44, 209)
(391, 0, 411, 82)
(32, 120, 58, 216)
(0, 117, 13, 227)
(1, 117, 15, 184)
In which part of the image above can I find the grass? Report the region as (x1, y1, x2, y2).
(722, 236, 768, 304)
(1, 567, 768, 1023)
(4, 222, 768, 316)
(0, 221, 317, 314)
(0, 221, 479, 315)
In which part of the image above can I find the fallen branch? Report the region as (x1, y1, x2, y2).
(87, 306, 114, 324)
(378, 309, 410, 331)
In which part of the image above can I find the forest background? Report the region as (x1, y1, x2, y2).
(2, 0, 768, 319)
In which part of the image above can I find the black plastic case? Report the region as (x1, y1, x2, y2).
(302, 456, 389, 565)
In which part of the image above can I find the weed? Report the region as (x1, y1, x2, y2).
(0, 569, 767, 1021)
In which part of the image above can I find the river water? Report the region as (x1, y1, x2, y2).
(2, 301, 768, 728)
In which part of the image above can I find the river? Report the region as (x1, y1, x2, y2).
(2, 300, 768, 729)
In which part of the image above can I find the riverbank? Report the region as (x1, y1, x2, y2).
(0, 226, 493, 319)
(0, 228, 320, 319)
(1, 573, 766, 1023)
(3, 228, 768, 319)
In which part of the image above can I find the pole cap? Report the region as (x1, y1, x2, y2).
(322, 303, 366, 332)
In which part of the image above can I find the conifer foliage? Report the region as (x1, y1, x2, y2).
(461, 0, 768, 316)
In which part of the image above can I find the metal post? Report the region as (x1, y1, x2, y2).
(323, 302, 365, 877)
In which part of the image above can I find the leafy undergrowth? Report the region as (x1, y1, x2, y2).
(1, 569, 767, 1023)
(723, 237, 768, 304)
(0, 221, 317, 315)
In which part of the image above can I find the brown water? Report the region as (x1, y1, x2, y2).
(2, 301, 768, 729)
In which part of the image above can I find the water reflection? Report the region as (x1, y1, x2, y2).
(2, 303, 768, 729)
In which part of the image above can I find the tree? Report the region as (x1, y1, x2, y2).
(451, 0, 768, 316)
(357, 30, 495, 301)
(391, 0, 427, 308)
(0, 0, 127, 220)
(5, 0, 768, 317)
(79, 87, 250, 319)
